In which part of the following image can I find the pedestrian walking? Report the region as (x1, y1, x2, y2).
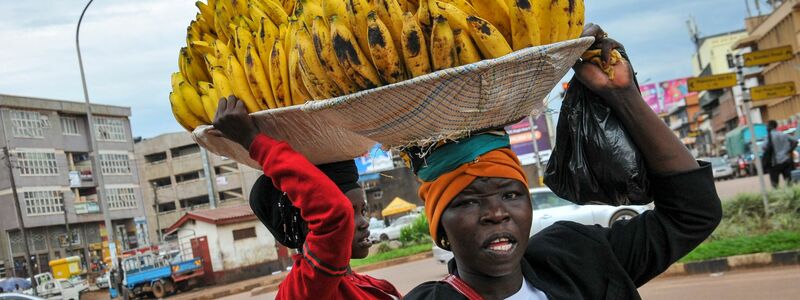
(764, 120, 797, 188)
(212, 97, 401, 300)
(404, 24, 723, 300)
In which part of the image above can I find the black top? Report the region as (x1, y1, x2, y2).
(405, 162, 722, 300)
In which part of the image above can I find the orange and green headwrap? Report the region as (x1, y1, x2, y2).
(414, 134, 528, 248)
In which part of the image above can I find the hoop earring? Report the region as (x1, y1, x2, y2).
(440, 237, 450, 250)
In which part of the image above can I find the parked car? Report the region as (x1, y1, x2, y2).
(0, 293, 46, 300)
(95, 271, 109, 289)
(699, 157, 735, 180)
(433, 187, 652, 263)
(369, 214, 419, 243)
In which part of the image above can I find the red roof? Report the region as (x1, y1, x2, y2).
(165, 204, 258, 233)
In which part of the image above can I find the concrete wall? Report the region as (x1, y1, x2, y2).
(177, 219, 276, 274)
(135, 132, 260, 243)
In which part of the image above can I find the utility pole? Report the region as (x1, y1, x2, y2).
(528, 116, 544, 187)
(735, 55, 771, 217)
(62, 191, 71, 252)
(76, 0, 117, 267)
(2, 147, 38, 295)
(151, 182, 162, 243)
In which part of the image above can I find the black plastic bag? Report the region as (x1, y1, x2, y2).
(543, 67, 650, 206)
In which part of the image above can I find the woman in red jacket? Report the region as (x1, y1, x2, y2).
(211, 98, 401, 300)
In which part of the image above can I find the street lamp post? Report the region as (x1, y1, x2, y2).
(76, 0, 118, 267)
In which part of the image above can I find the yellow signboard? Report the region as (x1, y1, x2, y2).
(687, 73, 737, 92)
(743, 46, 794, 67)
(751, 82, 796, 101)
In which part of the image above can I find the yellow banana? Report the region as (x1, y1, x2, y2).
(200, 94, 218, 121)
(294, 0, 325, 27)
(249, 4, 269, 23)
(179, 81, 211, 123)
(171, 72, 185, 93)
(433, 1, 469, 32)
(214, 4, 232, 44)
(567, 0, 585, 39)
(205, 53, 221, 69)
(311, 16, 361, 94)
(244, 44, 277, 109)
(296, 26, 343, 99)
(550, 0, 570, 42)
(532, 0, 551, 45)
(213, 39, 234, 65)
(198, 81, 220, 103)
(196, 1, 216, 28)
(211, 67, 236, 101)
(233, 25, 254, 64)
(508, 0, 541, 50)
(401, 11, 431, 78)
(330, 15, 383, 89)
(191, 40, 215, 56)
(440, 0, 477, 15)
(453, 28, 481, 65)
(170, 91, 204, 131)
(225, 54, 261, 113)
(376, 0, 406, 53)
(195, 15, 214, 34)
(471, 0, 511, 43)
(232, 0, 249, 17)
(349, 0, 373, 57)
(416, 0, 432, 36)
(253, 0, 289, 26)
(322, 0, 352, 28)
(430, 15, 456, 71)
(269, 38, 291, 107)
(255, 17, 279, 69)
(465, 16, 512, 58)
(367, 11, 406, 84)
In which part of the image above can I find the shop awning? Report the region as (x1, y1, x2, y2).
(381, 197, 417, 217)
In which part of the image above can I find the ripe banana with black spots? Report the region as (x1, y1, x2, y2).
(225, 54, 261, 112)
(268, 38, 290, 107)
(312, 16, 361, 94)
(465, 16, 512, 59)
(508, 0, 541, 50)
(471, 0, 511, 43)
(400, 11, 431, 78)
(567, 0, 585, 39)
(430, 15, 457, 71)
(367, 11, 406, 84)
(244, 44, 277, 109)
(296, 26, 344, 99)
(453, 28, 481, 65)
(330, 15, 382, 89)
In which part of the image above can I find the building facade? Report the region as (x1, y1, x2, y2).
(0, 94, 147, 278)
(134, 132, 262, 244)
(734, 0, 800, 122)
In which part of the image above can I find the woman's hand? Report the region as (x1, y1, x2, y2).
(573, 23, 638, 104)
(212, 96, 260, 149)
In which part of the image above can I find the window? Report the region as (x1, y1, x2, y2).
(145, 152, 167, 164)
(150, 177, 171, 188)
(99, 153, 131, 175)
(107, 187, 137, 210)
(60, 116, 80, 135)
(16, 151, 58, 176)
(218, 188, 242, 201)
(214, 163, 238, 175)
(171, 144, 200, 158)
(175, 170, 204, 183)
(179, 195, 209, 209)
(232, 227, 256, 241)
(23, 190, 64, 216)
(157, 202, 176, 213)
(95, 117, 126, 141)
(10, 110, 46, 138)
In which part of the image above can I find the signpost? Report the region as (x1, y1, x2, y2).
(687, 72, 737, 92)
(751, 82, 796, 101)
(743, 45, 794, 67)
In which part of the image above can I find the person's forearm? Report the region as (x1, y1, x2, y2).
(606, 89, 699, 173)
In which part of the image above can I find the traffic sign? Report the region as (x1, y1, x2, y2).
(687, 72, 737, 92)
(751, 82, 796, 101)
(743, 45, 794, 67)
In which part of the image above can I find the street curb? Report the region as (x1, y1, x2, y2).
(248, 251, 434, 297)
(660, 249, 800, 277)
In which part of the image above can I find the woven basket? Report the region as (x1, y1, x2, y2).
(193, 37, 594, 168)
(305, 37, 595, 148)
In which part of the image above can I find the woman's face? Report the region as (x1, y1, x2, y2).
(346, 189, 372, 259)
(440, 177, 532, 277)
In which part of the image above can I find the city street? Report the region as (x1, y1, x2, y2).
(222, 259, 800, 299)
(714, 174, 782, 201)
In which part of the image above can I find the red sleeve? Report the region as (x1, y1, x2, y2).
(248, 134, 353, 299)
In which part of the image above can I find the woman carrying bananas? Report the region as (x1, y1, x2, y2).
(211, 98, 401, 299)
(404, 24, 723, 300)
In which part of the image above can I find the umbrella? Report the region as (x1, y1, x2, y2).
(0, 277, 32, 291)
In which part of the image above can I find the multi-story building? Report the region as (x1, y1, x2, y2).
(733, 0, 800, 122)
(0, 94, 147, 278)
(134, 132, 262, 243)
(690, 30, 749, 156)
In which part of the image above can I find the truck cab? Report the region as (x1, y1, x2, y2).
(30, 273, 84, 300)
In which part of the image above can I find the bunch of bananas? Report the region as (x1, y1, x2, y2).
(170, 0, 584, 132)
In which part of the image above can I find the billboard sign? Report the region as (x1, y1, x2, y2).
(660, 78, 696, 111)
(505, 116, 551, 165)
(355, 144, 394, 175)
(640, 83, 661, 114)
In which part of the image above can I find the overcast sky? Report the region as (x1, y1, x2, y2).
(0, 0, 752, 138)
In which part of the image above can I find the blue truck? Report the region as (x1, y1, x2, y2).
(115, 250, 204, 299)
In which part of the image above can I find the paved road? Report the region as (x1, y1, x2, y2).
(714, 174, 782, 201)
(223, 258, 800, 299)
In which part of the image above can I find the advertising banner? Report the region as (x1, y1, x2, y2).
(355, 144, 394, 175)
(640, 83, 661, 114)
(660, 78, 696, 111)
(505, 115, 552, 161)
